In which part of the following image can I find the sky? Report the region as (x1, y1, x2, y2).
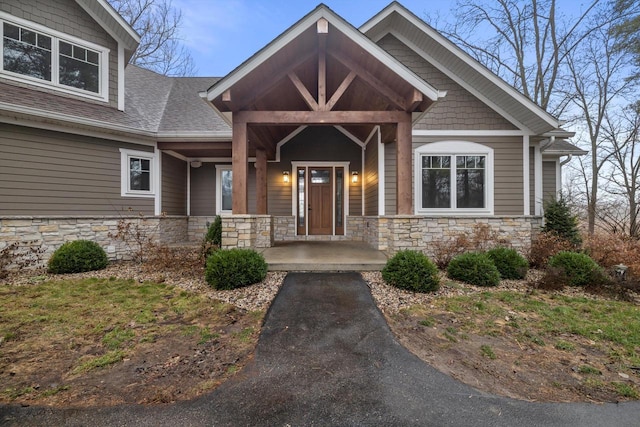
(172, 0, 452, 76)
(172, 0, 591, 77)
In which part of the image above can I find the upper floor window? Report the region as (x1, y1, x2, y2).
(1, 14, 108, 101)
(415, 141, 494, 215)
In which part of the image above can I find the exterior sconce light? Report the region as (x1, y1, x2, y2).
(283, 171, 290, 183)
(351, 171, 359, 183)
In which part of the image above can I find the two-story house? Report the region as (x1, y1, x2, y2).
(0, 0, 586, 262)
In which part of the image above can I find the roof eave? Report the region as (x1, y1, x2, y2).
(75, 0, 140, 51)
(361, 2, 562, 134)
(206, 4, 444, 104)
(542, 149, 589, 156)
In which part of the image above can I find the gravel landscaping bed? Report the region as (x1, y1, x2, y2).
(3, 262, 285, 312)
(363, 269, 639, 314)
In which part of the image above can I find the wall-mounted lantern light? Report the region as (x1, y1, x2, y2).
(351, 171, 359, 183)
(283, 171, 290, 183)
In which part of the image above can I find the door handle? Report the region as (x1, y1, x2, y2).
(308, 206, 312, 211)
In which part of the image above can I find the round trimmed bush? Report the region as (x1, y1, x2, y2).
(205, 248, 267, 290)
(486, 247, 529, 280)
(547, 251, 605, 287)
(48, 240, 109, 274)
(382, 250, 440, 293)
(447, 252, 500, 287)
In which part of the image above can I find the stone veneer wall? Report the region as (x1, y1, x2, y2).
(272, 216, 365, 241)
(221, 215, 274, 249)
(0, 216, 188, 266)
(362, 216, 542, 256)
(188, 216, 218, 243)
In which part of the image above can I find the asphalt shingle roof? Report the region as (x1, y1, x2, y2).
(0, 65, 231, 138)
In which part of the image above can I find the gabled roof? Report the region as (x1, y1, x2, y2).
(204, 3, 446, 104)
(361, 1, 563, 135)
(75, 0, 140, 56)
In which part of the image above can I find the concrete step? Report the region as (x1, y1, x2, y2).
(267, 261, 386, 272)
(260, 241, 388, 272)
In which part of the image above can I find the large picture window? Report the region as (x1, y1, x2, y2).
(415, 141, 493, 215)
(1, 14, 107, 99)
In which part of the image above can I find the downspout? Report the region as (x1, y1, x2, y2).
(560, 155, 573, 166)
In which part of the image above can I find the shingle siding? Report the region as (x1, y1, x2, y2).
(0, 0, 119, 108)
(161, 153, 187, 215)
(378, 34, 518, 131)
(0, 123, 153, 215)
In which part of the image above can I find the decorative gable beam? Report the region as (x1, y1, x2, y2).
(329, 49, 407, 111)
(288, 72, 319, 111)
(231, 50, 316, 111)
(318, 24, 327, 110)
(326, 71, 356, 111)
(408, 89, 423, 112)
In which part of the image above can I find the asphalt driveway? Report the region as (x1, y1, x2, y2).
(2, 272, 639, 426)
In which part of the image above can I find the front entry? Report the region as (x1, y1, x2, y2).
(309, 168, 333, 234)
(295, 164, 347, 236)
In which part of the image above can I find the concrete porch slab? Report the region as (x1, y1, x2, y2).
(259, 241, 388, 272)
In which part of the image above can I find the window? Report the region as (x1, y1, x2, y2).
(415, 141, 493, 214)
(120, 148, 155, 197)
(1, 14, 108, 100)
(216, 166, 233, 214)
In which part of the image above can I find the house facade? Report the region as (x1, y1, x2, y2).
(0, 1, 585, 262)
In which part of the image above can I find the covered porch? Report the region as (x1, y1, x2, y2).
(192, 7, 442, 249)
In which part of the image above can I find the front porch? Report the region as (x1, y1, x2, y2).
(260, 241, 388, 271)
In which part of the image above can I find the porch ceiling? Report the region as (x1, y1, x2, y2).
(206, 5, 444, 157)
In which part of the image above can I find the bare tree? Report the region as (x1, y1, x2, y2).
(430, 1, 638, 235)
(611, 0, 640, 78)
(602, 102, 640, 237)
(428, 0, 603, 115)
(108, 0, 196, 76)
(565, 16, 636, 234)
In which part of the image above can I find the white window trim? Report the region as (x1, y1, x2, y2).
(120, 148, 156, 198)
(414, 141, 494, 216)
(0, 12, 109, 102)
(215, 165, 233, 215)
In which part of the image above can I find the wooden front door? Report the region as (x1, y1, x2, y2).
(308, 168, 333, 235)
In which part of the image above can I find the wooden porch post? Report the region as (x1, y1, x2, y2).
(232, 119, 248, 214)
(396, 114, 413, 215)
(256, 148, 268, 214)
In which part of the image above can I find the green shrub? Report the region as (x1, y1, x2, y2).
(542, 197, 582, 248)
(486, 247, 529, 280)
(201, 216, 222, 262)
(381, 250, 440, 293)
(447, 252, 501, 287)
(48, 240, 108, 274)
(547, 251, 606, 287)
(205, 248, 267, 290)
(206, 216, 222, 246)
